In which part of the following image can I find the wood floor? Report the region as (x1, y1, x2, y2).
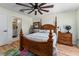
(0, 39, 79, 56)
(0, 39, 19, 55)
(58, 44, 79, 56)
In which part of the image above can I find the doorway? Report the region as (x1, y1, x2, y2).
(12, 17, 22, 38)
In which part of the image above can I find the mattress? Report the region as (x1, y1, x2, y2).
(24, 32, 57, 47)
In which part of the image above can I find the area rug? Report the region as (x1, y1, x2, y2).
(20, 49, 36, 56)
(4, 48, 60, 56)
(4, 48, 36, 56)
(4, 48, 20, 56)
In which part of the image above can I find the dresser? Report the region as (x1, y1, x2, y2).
(58, 31, 73, 46)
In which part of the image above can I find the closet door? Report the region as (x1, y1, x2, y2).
(0, 15, 8, 46)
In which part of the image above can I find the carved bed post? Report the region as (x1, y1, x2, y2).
(48, 30, 53, 42)
(54, 16, 57, 34)
(48, 30, 53, 55)
(20, 29, 24, 51)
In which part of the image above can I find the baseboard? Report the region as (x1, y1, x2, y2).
(76, 39, 79, 48)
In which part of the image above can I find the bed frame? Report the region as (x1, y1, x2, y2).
(20, 16, 57, 56)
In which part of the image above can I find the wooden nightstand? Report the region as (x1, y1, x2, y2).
(32, 22, 41, 33)
(58, 31, 73, 46)
(32, 29, 39, 33)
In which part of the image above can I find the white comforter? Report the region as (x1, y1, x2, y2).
(24, 32, 57, 48)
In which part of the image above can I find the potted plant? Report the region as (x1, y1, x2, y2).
(65, 25, 71, 33)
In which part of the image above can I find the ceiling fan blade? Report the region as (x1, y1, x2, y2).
(39, 3, 47, 7)
(40, 5, 54, 8)
(38, 9, 43, 15)
(20, 9, 32, 12)
(16, 3, 32, 8)
(29, 3, 34, 7)
(35, 11, 37, 15)
(40, 9, 49, 12)
(28, 9, 35, 14)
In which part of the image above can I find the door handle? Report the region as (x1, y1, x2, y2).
(3, 30, 7, 32)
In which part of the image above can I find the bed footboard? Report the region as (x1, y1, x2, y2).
(22, 37, 53, 56)
(20, 29, 53, 56)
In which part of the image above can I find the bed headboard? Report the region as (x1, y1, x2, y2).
(41, 16, 57, 33)
(41, 24, 56, 30)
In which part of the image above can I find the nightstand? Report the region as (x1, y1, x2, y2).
(58, 31, 73, 46)
(32, 29, 39, 33)
(32, 22, 41, 33)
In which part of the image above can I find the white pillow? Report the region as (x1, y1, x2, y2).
(44, 30, 54, 33)
(39, 29, 46, 33)
(39, 29, 54, 33)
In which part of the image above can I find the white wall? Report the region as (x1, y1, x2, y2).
(22, 16, 33, 34)
(33, 15, 55, 25)
(76, 9, 79, 47)
(0, 6, 33, 45)
(76, 9, 79, 39)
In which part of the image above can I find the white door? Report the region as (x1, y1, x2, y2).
(0, 15, 8, 46)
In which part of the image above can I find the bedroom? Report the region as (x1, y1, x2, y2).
(0, 3, 79, 56)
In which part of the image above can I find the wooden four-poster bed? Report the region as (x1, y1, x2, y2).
(20, 16, 57, 56)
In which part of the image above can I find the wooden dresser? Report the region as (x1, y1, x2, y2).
(58, 31, 73, 46)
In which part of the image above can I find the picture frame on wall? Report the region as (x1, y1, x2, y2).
(33, 22, 41, 29)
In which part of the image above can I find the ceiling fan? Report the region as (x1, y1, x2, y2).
(16, 3, 54, 15)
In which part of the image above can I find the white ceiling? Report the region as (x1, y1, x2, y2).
(0, 3, 79, 16)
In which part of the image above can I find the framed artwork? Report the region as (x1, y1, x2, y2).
(33, 22, 41, 29)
